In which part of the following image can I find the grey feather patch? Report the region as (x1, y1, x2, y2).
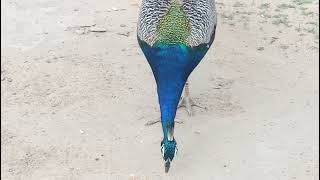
(137, 0, 172, 46)
(182, 0, 217, 46)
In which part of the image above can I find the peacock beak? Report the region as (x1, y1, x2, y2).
(164, 159, 171, 173)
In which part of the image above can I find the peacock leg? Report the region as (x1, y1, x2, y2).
(178, 80, 206, 116)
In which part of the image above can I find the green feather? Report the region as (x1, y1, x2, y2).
(156, 0, 190, 45)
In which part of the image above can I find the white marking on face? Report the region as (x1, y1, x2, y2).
(161, 144, 165, 158)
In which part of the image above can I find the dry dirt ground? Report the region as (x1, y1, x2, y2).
(1, 0, 319, 179)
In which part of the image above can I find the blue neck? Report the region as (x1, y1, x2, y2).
(146, 43, 189, 122)
(139, 40, 210, 138)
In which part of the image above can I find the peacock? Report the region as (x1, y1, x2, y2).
(137, 0, 217, 172)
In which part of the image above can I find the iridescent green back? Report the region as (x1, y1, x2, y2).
(156, 1, 190, 45)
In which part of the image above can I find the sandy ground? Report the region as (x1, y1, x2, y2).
(1, 0, 319, 179)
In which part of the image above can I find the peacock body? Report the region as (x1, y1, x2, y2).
(137, 0, 217, 172)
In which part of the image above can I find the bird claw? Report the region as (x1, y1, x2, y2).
(164, 159, 171, 173)
(145, 118, 183, 126)
(145, 118, 161, 126)
(178, 96, 206, 116)
(175, 118, 184, 124)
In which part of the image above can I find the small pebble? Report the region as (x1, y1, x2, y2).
(194, 131, 201, 135)
(280, 44, 289, 50)
(117, 32, 130, 37)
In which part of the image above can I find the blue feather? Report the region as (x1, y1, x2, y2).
(138, 38, 212, 139)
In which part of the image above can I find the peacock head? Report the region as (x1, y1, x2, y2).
(160, 121, 178, 173)
(161, 138, 178, 173)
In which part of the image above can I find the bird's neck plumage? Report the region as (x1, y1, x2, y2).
(152, 44, 188, 122)
(138, 38, 210, 137)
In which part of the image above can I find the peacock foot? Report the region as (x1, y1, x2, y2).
(145, 118, 183, 126)
(145, 118, 161, 126)
(178, 96, 206, 116)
